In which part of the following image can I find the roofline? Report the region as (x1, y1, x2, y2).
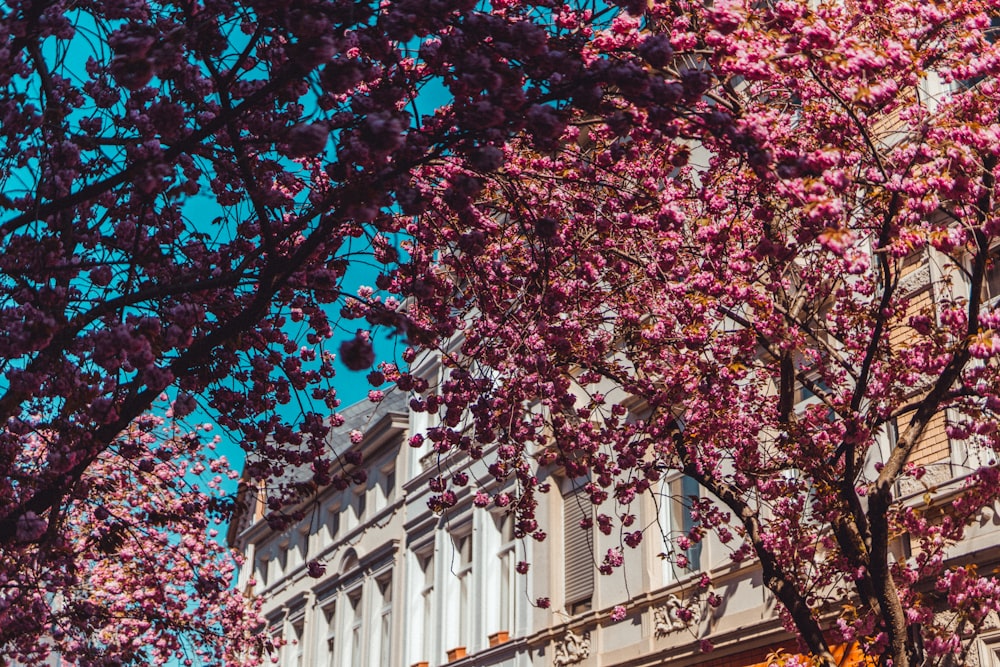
(227, 407, 408, 548)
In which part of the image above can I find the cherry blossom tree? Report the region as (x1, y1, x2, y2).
(0, 0, 697, 654)
(0, 0, 700, 535)
(2, 409, 265, 665)
(6, 0, 1000, 663)
(384, 2, 1000, 666)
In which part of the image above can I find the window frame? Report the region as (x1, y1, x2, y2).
(562, 484, 595, 616)
(659, 474, 704, 585)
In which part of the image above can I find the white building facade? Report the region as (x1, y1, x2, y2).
(230, 339, 1000, 667)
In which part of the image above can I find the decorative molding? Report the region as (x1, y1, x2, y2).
(419, 449, 437, 471)
(938, 612, 1000, 667)
(899, 463, 953, 496)
(978, 503, 999, 527)
(553, 630, 590, 665)
(898, 264, 931, 296)
(965, 643, 983, 667)
(653, 594, 703, 638)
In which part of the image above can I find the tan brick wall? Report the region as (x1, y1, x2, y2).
(870, 88, 915, 140)
(909, 410, 951, 468)
(887, 252, 952, 469)
(888, 287, 934, 351)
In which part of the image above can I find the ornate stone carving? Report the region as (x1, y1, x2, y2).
(653, 594, 703, 638)
(553, 630, 590, 665)
(898, 462, 953, 496)
(898, 263, 931, 296)
(965, 643, 983, 667)
(978, 503, 998, 527)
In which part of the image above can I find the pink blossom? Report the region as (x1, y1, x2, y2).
(339, 332, 375, 371)
(284, 123, 329, 157)
(15, 512, 46, 542)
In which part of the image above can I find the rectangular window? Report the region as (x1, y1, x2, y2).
(345, 590, 363, 667)
(295, 621, 305, 667)
(356, 490, 366, 523)
(453, 532, 473, 648)
(983, 248, 1000, 304)
(267, 547, 283, 586)
(321, 603, 336, 667)
(959, 14, 1000, 89)
(286, 619, 304, 667)
(415, 548, 434, 663)
(299, 525, 310, 565)
(661, 475, 703, 583)
(410, 406, 432, 472)
(270, 629, 283, 667)
(495, 513, 516, 634)
(325, 503, 341, 545)
(563, 488, 594, 615)
(952, 245, 1000, 470)
(288, 528, 307, 571)
(255, 551, 269, 589)
(376, 576, 392, 667)
(277, 540, 289, 579)
(384, 468, 396, 503)
(409, 356, 444, 473)
(374, 462, 396, 512)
